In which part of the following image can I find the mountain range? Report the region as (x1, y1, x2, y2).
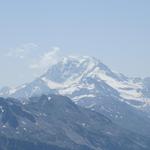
(1, 55, 150, 149)
(1, 56, 150, 107)
(0, 95, 150, 150)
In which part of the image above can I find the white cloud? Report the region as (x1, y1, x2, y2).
(4, 44, 62, 82)
(30, 47, 60, 71)
(5, 43, 38, 59)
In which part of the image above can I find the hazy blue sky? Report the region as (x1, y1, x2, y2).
(0, 0, 150, 87)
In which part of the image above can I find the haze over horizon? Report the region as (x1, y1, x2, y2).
(0, 0, 150, 87)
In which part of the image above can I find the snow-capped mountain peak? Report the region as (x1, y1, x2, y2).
(42, 55, 124, 85)
(43, 56, 100, 82)
(0, 55, 150, 108)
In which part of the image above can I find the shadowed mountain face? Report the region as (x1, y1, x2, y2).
(0, 95, 150, 150)
(0, 98, 35, 128)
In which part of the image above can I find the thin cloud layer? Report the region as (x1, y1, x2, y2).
(3, 43, 62, 86)
(30, 47, 61, 71)
(5, 43, 61, 73)
(5, 43, 38, 59)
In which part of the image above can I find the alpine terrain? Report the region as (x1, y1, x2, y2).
(1, 56, 150, 137)
(0, 95, 150, 150)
